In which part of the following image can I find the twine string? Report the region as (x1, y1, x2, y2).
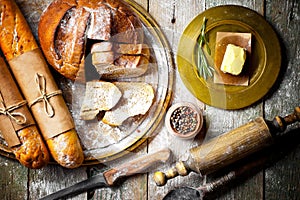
(28, 73, 62, 118)
(0, 96, 27, 125)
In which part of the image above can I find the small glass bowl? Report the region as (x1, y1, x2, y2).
(165, 102, 203, 139)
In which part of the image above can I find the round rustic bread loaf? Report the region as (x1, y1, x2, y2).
(38, 0, 144, 80)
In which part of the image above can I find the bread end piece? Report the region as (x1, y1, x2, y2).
(93, 44, 150, 79)
(46, 129, 84, 168)
(12, 126, 50, 169)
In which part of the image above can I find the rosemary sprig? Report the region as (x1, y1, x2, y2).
(196, 17, 214, 80)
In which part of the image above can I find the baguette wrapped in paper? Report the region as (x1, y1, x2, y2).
(0, 57, 50, 169)
(0, 0, 84, 168)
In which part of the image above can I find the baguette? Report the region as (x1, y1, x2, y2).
(0, 57, 50, 169)
(0, 0, 84, 168)
(11, 126, 50, 169)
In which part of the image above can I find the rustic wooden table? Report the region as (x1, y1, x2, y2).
(1, 0, 299, 199)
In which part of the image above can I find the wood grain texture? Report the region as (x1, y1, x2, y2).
(0, 0, 299, 199)
(29, 166, 88, 200)
(147, 0, 205, 199)
(0, 157, 28, 200)
(264, 0, 300, 199)
(90, 143, 148, 200)
(189, 118, 273, 175)
(200, 1, 265, 199)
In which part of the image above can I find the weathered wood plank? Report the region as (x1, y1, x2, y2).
(147, 0, 206, 199)
(16, 0, 53, 41)
(89, 142, 148, 200)
(29, 165, 88, 200)
(0, 157, 28, 200)
(264, 0, 300, 199)
(186, 0, 265, 200)
(0, 0, 299, 200)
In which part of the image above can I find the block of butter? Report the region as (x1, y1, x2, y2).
(220, 44, 246, 75)
(213, 32, 252, 86)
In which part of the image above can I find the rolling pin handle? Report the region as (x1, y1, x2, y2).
(153, 161, 191, 186)
(154, 107, 300, 186)
(268, 107, 300, 134)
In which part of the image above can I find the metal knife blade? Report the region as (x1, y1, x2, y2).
(40, 173, 107, 200)
(40, 148, 171, 200)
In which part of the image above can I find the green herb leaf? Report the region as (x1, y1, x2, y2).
(195, 17, 214, 80)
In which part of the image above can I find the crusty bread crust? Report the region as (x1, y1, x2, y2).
(38, 0, 145, 80)
(39, 1, 85, 80)
(46, 129, 84, 169)
(0, 0, 84, 168)
(0, 0, 50, 169)
(11, 125, 50, 169)
(0, 0, 38, 60)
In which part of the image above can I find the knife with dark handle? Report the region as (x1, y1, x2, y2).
(40, 148, 171, 200)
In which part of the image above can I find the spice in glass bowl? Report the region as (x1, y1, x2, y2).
(165, 102, 203, 139)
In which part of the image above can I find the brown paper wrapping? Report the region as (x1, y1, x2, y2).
(0, 57, 35, 147)
(8, 48, 75, 140)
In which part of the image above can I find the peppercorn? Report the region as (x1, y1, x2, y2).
(170, 106, 198, 135)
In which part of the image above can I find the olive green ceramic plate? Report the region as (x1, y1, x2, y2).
(177, 5, 281, 110)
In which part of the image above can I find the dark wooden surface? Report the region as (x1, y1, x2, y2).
(0, 0, 299, 199)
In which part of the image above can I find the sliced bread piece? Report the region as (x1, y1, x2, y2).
(92, 51, 114, 66)
(115, 44, 148, 55)
(80, 81, 122, 120)
(91, 42, 113, 53)
(94, 45, 150, 79)
(102, 82, 154, 126)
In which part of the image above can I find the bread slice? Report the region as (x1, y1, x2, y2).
(91, 42, 113, 53)
(92, 51, 114, 66)
(102, 82, 154, 126)
(115, 44, 148, 55)
(80, 81, 122, 120)
(91, 42, 114, 70)
(93, 45, 150, 79)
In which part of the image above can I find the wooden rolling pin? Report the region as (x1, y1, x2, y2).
(154, 107, 300, 186)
